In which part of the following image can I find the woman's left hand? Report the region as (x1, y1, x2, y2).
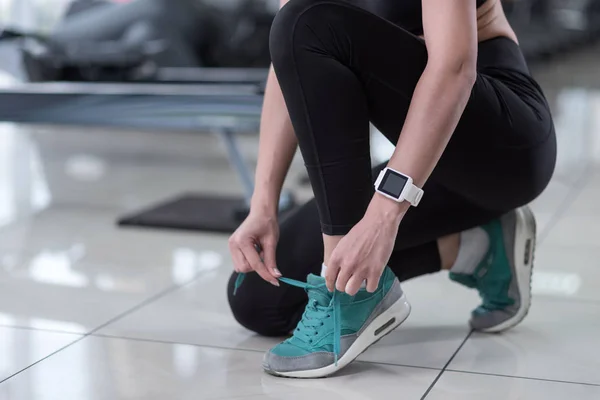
(326, 201, 405, 295)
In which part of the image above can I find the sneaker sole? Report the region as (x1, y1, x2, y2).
(479, 206, 536, 333)
(267, 293, 411, 379)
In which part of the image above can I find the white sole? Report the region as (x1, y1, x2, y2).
(271, 293, 411, 379)
(481, 206, 536, 333)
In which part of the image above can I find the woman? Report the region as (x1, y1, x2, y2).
(228, 0, 556, 378)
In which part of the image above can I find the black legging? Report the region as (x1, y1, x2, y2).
(228, 0, 556, 336)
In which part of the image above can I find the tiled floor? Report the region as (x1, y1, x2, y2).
(2, 47, 600, 399)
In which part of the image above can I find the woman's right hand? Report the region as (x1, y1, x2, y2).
(228, 210, 282, 286)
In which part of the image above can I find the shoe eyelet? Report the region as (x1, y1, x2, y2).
(309, 339, 313, 344)
(327, 314, 331, 318)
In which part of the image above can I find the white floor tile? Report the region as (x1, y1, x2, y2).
(542, 173, 600, 247)
(542, 214, 600, 248)
(533, 244, 600, 302)
(0, 335, 438, 400)
(0, 326, 81, 382)
(555, 172, 600, 216)
(427, 371, 600, 400)
(0, 124, 305, 215)
(0, 257, 170, 333)
(0, 205, 230, 263)
(0, 220, 230, 332)
(449, 299, 600, 385)
(528, 180, 571, 234)
(96, 270, 281, 352)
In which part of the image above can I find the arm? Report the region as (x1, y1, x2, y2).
(251, 0, 295, 215)
(251, 65, 297, 216)
(367, 0, 478, 223)
(328, 0, 478, 294)
(228, 0, 296, 285)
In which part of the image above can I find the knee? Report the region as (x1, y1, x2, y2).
(227, 273, 287, 337)
(271, 0, 323, 35)
(269, 0, 343, 66)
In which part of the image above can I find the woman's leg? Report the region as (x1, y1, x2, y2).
(270, 0, 552, 253)
(230, 0, 555, 337)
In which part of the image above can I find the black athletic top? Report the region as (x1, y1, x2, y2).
(392, 0, 488, 35)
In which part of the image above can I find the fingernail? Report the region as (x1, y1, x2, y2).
(272, 281, 280, 287)
(273, 268, 282, 277)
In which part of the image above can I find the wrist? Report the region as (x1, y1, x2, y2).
(250, 193, 279, 217)
(366, 193, 409, 225)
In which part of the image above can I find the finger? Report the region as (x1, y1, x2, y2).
(261, 239, 282, 278)
(325, 260, 341, 292)
(229, 240, 250, 273)
(335, 265, 353, 293)
(345, 274, 365, 296)
(234, 249, 253, 273)
(366, 271, 381, 293)
(241, 241, 279, 286)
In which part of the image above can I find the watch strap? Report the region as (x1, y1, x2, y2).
(404, 184, 424, 206)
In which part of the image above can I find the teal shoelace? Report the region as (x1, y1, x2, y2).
(234, 273, 342, 365)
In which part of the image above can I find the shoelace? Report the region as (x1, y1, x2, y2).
(234, 273, 342, 365)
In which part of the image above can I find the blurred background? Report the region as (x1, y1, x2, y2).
(1, 1, 600, 399)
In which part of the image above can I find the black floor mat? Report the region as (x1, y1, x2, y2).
(118, 194, 251, 234)
(118, 193, 298, 234)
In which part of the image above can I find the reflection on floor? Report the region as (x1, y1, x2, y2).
(1, 47, 600, 400)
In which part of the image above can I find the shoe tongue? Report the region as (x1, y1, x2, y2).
(306, 274, 331, 307)
(306, 273, 325, 286)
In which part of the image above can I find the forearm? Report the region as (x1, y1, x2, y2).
(251, 66, 298, 215)
(369, 65, 476, 220)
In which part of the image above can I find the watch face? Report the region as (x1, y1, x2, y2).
(379, 169, 408, 199)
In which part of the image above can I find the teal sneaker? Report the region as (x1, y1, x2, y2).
(262, 267, 410, 378)
(450, 206, 536, 333)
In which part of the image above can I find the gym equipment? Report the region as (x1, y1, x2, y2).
(64, 0, 112, 17)
(0, 0, 283, 234)
(5, 0, 600, 85)
(504, 0, 600, 62)
(0, 80, 296, 233)
(6, 0, 274, 83)
(0, 35, 26, 81)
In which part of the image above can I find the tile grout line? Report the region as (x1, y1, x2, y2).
(85, 332, 445, 372)
(538, 169, 592, 245)
(444, 368, 600, 388)
(420, 330, 474, 400)
(45, 329, 600, 387)
(0, 324, 83, 336)
(4, 290, 600, 337)
(3, 323, 600, 389)
(353, 360, 442, 372)
(0, 273, 206, 385)
(84, 278, 201, 337)
(92, 333, 268, 354)
(0, 337, 87, 385)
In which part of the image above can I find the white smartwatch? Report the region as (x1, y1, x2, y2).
(374, 167, 424, 206)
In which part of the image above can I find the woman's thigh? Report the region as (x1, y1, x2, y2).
(273, 0, 554, 211)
